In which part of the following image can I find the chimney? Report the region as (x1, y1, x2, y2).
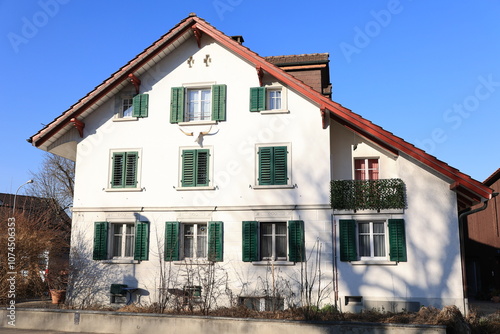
(231, 35, 244, 44)
(264, 53, 332, 99)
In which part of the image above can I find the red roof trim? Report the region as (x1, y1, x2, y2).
(193, 19, 492, 201)
(30, 15, 493, 203)
(30, 16, 197, 148)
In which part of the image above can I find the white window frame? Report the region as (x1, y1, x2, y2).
(356, 220, 388, 261)
(107, 148, 143, 192)
(114, 91, 138, 121)
(179, 82, 218, 125)
(260, 222, 287, 261)
(261, 83, 288, 114)
(109, 222, 135, 259)
(180, 223, 208, 260)
(253, 143, 293, 189)
(186, 87, 212, 122)
(353, 157, 380, 180)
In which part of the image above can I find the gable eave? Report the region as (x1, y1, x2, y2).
(29, 15, 199, 151)
(29, 14, 493, 205)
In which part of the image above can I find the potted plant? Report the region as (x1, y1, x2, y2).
(46, 268, 68, 304)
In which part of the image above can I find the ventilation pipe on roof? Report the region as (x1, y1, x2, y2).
(458, 192, 499, 316)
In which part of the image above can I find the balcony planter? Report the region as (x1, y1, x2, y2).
(331, 178, 407, 211)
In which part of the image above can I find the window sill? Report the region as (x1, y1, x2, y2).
(350, 260, 398, 266)
(173, 260, 212, 265)
(113, 117, 139, 122)
(102, 259, 139, 264)
(251, 261, 296, 266)
(252, 185, 295, 189)
(105, 188, 143, 192)
(178, 120, 217, 126)
(260, 109, 289, 115)
(176, 186, 215, 191)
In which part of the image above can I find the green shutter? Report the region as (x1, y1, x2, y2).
(170, 87, 185, 123)
(134, 221, 149, 261)
(288, 220, 305, 262)
(208, 221, 223, 262)
(250, 87, 266, 111)
(93, 222, 108, 260)
(181, 150, 196, 187)
(112, 152, 138, 188)
(273, 146, 288, 185)
(339, 220, 357, 261)
(258, 147, 273, 185)
(258, 146, 288, 185)
(242, 221, 258, 262)
(164, 222, 179, 261)
(111, 152, 125, 188)
(132, 94, 149, 118)
(388, 219, 407, 262)
(124, 152, 138, 188)
(196, 149, 209, 186)
(182, 149, 209, 187)
(211, 84, 227, 121)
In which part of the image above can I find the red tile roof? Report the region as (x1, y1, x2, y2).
(29, 14, 493, 209)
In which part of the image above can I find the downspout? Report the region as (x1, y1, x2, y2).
(331, 213, 339, 309)
(458, 192, 499, 316)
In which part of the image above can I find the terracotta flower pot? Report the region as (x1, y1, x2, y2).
(50, 289, 66, 304)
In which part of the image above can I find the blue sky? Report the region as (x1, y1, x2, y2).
(1, 0, 499, 194)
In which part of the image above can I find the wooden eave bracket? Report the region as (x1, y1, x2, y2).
(320, 106, 329, 129)
(192, 26, 203, 48)
(128, 73, 141, 94)
(70, 118, 85, 138)
(256, 66, 264, 87)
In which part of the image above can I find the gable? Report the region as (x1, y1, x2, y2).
(28, 13, 493, 209)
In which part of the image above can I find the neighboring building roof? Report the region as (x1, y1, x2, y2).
(0, 193, 71, 224)
(484, 168, 500, 187)
(28, 13, 493, 210)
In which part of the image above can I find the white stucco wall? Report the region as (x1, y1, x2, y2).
(330, 121, 463, 311)
(69, 35, 334, 309)
(65, 33, 464, 312)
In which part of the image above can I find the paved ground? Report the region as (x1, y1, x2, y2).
(2, 298, 498, 334)
(0, 329, 102, 334)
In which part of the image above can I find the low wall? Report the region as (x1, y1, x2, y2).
(1, 308, 446, 334)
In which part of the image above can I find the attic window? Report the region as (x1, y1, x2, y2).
(249, 84, 288, 114)
(114, 92, 149, 121)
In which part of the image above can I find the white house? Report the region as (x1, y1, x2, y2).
(29, 14, 493, 313)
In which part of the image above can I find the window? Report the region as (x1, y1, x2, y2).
(239, 296, 284, 311)
(112, 223, 135, 258)
(180, 149, 210, 188)
(358, 221, 385, 259)
(354, 158, 379, 180)
(170, 84, 226, 123)
(122, 96, 134, 117)
(260, 222, 287, 261)
(182, 223, 207, 259)
(164, 221, 223, 262)
(249, 85, 287, 112)
(242, 220, 304, 262)
(339, 219, 406, 262)
(257, 145, 289, 186)
(93, 221, 149, 261)
(187, 88, 211, 121)
(110, 151, 140, 189)
(115, 93, 149, 119)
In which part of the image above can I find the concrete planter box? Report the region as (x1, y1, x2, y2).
(1, 308, 446, 334)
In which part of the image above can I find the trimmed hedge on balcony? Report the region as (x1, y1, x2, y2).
(331, 179, 407, 211)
